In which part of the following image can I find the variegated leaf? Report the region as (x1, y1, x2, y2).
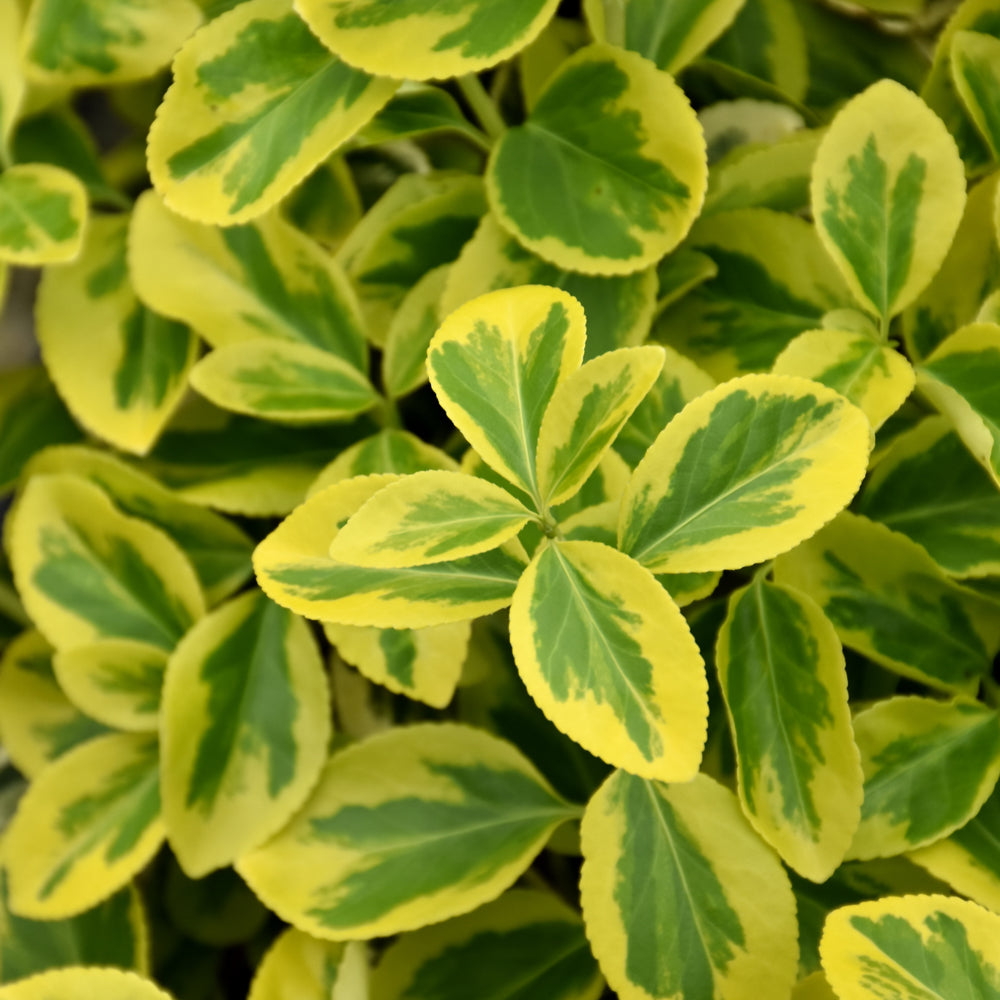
(518, 16, 588, 113)
(3, 733, 163, 918)
(619, 374, 871, 574)
(580, 770, 798, 1000)
(20, 0, 201, 87)
(509, 540, 707, 783)
(382, 266, 449, 400)
(0, 631, 107, 780)
(296, 0, 559, 80)
(903, 172, 1000, 363)
(0, 368, 80, 494)
(336, 173, 485, 346)
(53, 640, 166, 733)
(248, 927, 365, 1000)
(147, 0, 397, 224)
(427, 286, 586, 506)
(584, 0, 745, 74)
(9, 475, 205, 652)
(255, 475, 526, 628)
(129, 191, 368, 363)
(0, 968, 174, 1000)
(699, 99, 804, 164)
(952, 30, 1000, 159)
(0, 0, 25, 156)
(654, 249, 718, 317)
(717, 577, 862, 881)
(917, 322, 1000, 487)
(25, 445, 253, 605)
(847, 697, 1000, 861)
(35, 215, 198, 455)
(791, 972, 837, 1000)
(282, 155, 361, 253)
(909, 782, 1000, 915)
(488, 43, 707, 275)
(821, 895, 1000, 1000)
(354, 85, 489, 150)
(536, 346, 664, 508)
(190, 339, 379, 424)
(324, 620, 470, 709)
(654, 209, 853, 380)
(441, 214, 658, 361)
(308, 430, 458, 497)
(771, 329, 914, 431)
(371, 889, 602, 1000)
(773, 512, 1000, 692)
(856, 417, 1000, 578)
(0, 872, 147, 984)
(811, 79, 966, 322)
(0, 164, 86, 266)
(160, 590, 329, 877)
(237, 724, 576, 940)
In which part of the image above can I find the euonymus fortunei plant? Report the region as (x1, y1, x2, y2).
(3, 0, 1000, 998)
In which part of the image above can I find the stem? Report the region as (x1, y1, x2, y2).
(373, 395, 401, 429)
(457, 74, 506, 142)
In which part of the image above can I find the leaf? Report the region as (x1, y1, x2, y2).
(488, 43, 706, 275)
(0, 872, 147, 985)
(716, 577, 862, 881)
(909, 782, 1000, 916)
(3, 733, 164, 918)
(9, 475, 205, 653)
(427, 286, 586, 506)
(847, 697, 1000, 861)
(0, 0, 25, 156)
(295, 0, 560, 81)
(281, 155, 361, 253)
(773, 512, 1000, 692)
(190, 339, 379, 424)
(771, 329, 915, 432)
(855, 417, 1000, 578)
(308, 430, 459, 497)
(20, 0, 202, 86)
(0, 631, 107, 780)
(584, 0, 745, 74)
(917, 322, 1000, 487)
(354, 85, 490, 150)
(0, 368, 81, 494)
(580, 770, 798, 1000)
(821, 895, 1000, 1000)
(53, 640, 167, 733)
(237, 723, 576, 940)
(129, 190, 368, 364)
(371, 889, 602, 1000)
(35, 215, 199, 456)
(536, 346, 664, 508)
(699, 98, 804, 164)
(509, 540, 707, 783)
(0, 164, 86, 266)
(811, 79, 966, 321)
(160, 590, 330, 877)
(255, 475, 526, 628)
(619, 374, 871, 574)
(25, 444, 253, 606)
(0, 968, 174, 1000)
(248, 927, 363, 1000)
(324, 620, 470, 709)
(147, 0, 397, 224)
(382, 266, 449, 400)
(951, 30, 1000, 159)
(654, 249, 718, 316)
(330, 471, 533, 568)
(654, 209, 853, 380)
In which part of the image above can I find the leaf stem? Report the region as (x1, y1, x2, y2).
(458, 74, 506, 142)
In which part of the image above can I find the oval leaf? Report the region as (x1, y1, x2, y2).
(488, 43, 707, 275)
(717, 578, 862, 881)
(237, 723, 576, 940)
(0, 968, 173, 1000)
(9, 475, 205, 653)
(619, 374, 871, 574)
(0, 164, 86, 266)
(382, 266, 449, 400)
(248, 927, 360, 1000)
(3, 733, 163, 919)
(847, 697, 1000, 861)
(509, 540, 708, 783)
(330, 471, 533, 568)
(160, 590, 330, 877)
(580, 770, 798, 1000)
(951, 29, 1000, 159)
(811, 79, 966, 321)
(147, 0, 397, 224)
